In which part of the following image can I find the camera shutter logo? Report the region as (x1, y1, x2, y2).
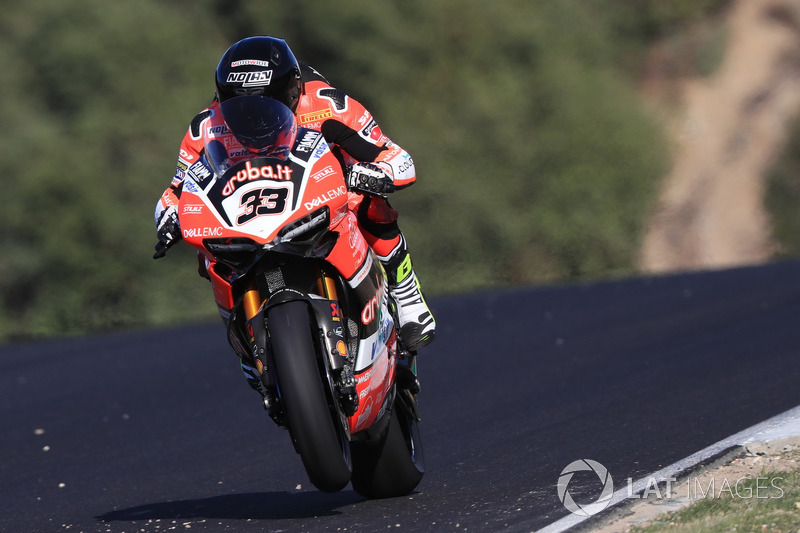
(557, 459, 614, 517)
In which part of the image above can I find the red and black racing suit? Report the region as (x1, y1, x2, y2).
(156, 64, 414, 282)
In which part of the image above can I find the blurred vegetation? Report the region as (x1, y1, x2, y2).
(0, 0, 730, 341)
(767, 116, 800, 259)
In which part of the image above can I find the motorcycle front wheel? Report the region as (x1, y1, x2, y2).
(268, 301, 351, 492)
(350, 393, 425, 499)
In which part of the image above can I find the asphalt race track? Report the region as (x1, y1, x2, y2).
(3, 261, 800, 532)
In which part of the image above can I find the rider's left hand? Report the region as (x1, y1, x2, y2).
(346, 162, 395, 195)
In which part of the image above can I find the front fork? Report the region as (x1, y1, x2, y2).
(238, 277, 280, 418)
(315, 265, 359, 417)
(238, 264, 358, 421)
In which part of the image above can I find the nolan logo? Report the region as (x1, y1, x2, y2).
(226, 70, 273, 87)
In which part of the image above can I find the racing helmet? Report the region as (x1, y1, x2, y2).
(215, 36, 302, 111)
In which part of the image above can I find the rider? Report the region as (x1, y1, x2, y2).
(155, 36, 436, 352)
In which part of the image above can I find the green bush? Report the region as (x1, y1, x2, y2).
(0, 0, 725, 340)
(766, 117, 800, 259)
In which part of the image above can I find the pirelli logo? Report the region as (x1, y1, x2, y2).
(298, 109, 333, 124)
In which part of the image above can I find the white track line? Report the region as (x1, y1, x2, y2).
(534, 403, 800, 533)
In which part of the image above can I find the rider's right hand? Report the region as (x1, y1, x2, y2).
(153, 205, 181, 259)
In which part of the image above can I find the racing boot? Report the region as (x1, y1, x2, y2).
(382, 246, 436, 351)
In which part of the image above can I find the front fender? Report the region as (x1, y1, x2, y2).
(266, 289, 347, 372)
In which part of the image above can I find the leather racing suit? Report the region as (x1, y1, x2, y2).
(155, 63, 436, 351)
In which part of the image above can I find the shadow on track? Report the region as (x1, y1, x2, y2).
(95, 490, 365, 523)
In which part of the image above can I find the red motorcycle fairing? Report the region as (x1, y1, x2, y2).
(339, 253, 398, 433)
(157, 95, 423, 497)
(180, 145, 361, 307)
(177, 122, 396, 435)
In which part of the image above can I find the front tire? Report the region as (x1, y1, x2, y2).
(268, 301, 351, 492)
(351, 393, 425, 499)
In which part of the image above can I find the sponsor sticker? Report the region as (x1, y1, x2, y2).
(226, 71, 273, 87)
(222, 161, 293, 197)
(303, 186, 347, 210)
(231, 59, 270, 67)
(183, 227, 224, 238)
(207, 124, 230, 137)
(296, 131, 321, 152)
(361, 292, 380, 325)
(311, 165, 337, 183)
(297, 109, 333, 124)
(182, 204, 204, 214)
(187, 161, 213, 184)
(361, 119, 383, 141)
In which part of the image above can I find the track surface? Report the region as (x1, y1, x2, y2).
(3, 261, 800, 532)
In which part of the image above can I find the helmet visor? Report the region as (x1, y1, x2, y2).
(204, 96, 297, 174)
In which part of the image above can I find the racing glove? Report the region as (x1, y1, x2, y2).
(153, 205, 181, 259)
(346, 162, 395, 195)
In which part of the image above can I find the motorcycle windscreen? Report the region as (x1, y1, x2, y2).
(203, 95, 297, 176)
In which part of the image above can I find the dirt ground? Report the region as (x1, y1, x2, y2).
(590, 436, 800, 532)
(638, 0, 800, 273)
(599, 1, 800, 528)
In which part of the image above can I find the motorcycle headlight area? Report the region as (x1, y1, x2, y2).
(204, 207, 337, 270)
(274, 207, 338, 257)
(203, 238, 262, 270)
(203, 206, 339, 270)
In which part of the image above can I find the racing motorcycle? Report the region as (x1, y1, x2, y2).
(154, 96, 424, 498)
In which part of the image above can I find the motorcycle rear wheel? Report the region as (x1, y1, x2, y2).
(351, 395, 425, 499)
(268, 301, 351, 492)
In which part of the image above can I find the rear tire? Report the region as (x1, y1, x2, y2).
(351, 395, 425, 499)
(268, 301, 351, 492)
